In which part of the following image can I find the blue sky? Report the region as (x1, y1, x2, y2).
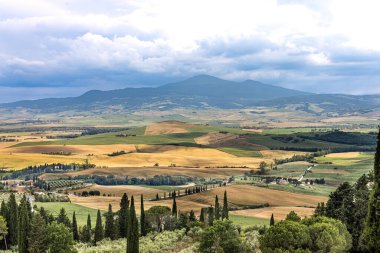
(1, 0, 380, 102)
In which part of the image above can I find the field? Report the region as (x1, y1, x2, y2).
(230, 206, 316, 220)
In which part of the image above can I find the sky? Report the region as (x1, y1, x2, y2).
(1, 0, 380, 102)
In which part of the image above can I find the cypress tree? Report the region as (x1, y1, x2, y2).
(222, 190, 229, 220)
(82, 214, 92, 243)
(72, 212, 79, 241)
(140, 195, 147, 236)
(172, 196, 177, 218)
(105, 204, 115, 239)
(17, 196, 29, 253)
(214, 195, 220, 220)
(200, 208, 206, 223)
(270, 213, 275, 226)
(189, 210, 196, 222)
(7, 193, 18, 245)
(127, 196, 139, 253)
(56, 208, 71, 228)
(94, 210, 103, 245)
(28, 213, 48, 253)
(208, 207, 214, 226)
(362, 127, 380, 251)
(0, 200, 7, 217)
(119, 193, 129, 238)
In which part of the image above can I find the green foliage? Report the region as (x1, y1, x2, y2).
(57, 207, 72, 228)
(17, 196, 29, 253)
(104, 204, 115, 240)
(46, 222, 76, 253)
(119, 193, 129, 238)
(172, 196, 177, 218)
(214, 196, 220, 220)
(285, 211, 301, 222)
(260, 220, 311, 253)
(72, 212, 79, 241)
(94, 209, 104, 245)
(28, 213, 48, 253)
(146, 206, 171, 232)
(198, 220, 242, 253)
(362, 127, 380, 252)
(140, 195, 147, 236)
(0, 215, 7, 241)
(6, 193, 18, 245)
(270, 214, 274, 226)
(301, 216, 352, 252)
(127, 196, 139, 253)
(222, 191, 228, 220)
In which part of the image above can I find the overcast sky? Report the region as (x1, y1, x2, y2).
(1, 0, 380, 102)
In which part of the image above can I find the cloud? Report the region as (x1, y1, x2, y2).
(0, 0, 379, 101)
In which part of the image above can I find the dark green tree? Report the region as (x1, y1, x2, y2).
(222, 191, 228, 220)
(104, 204, 115, 239)
(189, 210, 196, 222)
(28, 213, 48, 253)
(200, 208, 206, 223)
(199, 220, 242, 253)
(119, 193, 129, 238)
(270, 213, 275, 226)
(286, 211, 301, 222)
(94, 210, 103, 245)
(17, 196, 29, 253)
(127, 196, 139, 253)
(46, 222, 76, 253)
(81, 214, 91, 243)
(6, 193, 18, 245)
(207, 207, 214, 226)
(362, 127, 380, 252)
(72, 212, 79, 241)
(214, 195, 220, 220)
(172, 196, 177, 218)
(56, 208, 71, 228)
(140, 195, 147, 236)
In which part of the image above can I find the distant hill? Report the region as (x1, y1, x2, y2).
(1, 75, 380, 114)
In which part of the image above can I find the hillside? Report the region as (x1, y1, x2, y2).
(0, 75, 310, 112)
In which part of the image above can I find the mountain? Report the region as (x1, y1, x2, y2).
(1, 75, 380, 114)
(0, 75, 311, 112)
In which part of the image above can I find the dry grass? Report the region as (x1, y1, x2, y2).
(144, 121, 190, 135)
(230, 206, 316, 220)
(194, 132, 237, 145)
(325, 152, 361, 158)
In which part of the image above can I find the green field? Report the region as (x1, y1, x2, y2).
(34, 202, 102, 227)
(217, 147, 263, 157)
(230, 214, 269, 227)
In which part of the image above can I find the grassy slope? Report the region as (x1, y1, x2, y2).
(35, 202, 102, 227)
(230, 214, 269, 227)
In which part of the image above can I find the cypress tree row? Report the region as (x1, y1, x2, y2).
(270, 213, 275, 226)
(127, 196, 139, 253)
(140, 195, 147, 236)
(222, 190, 229, 220)
(17, 196, 29, 253)
(105, 204, 115, 239)
(7, 193, 18, 245)
(214, 195, 220, 220)
(94, 209, 104, 245)
(172, 196, 177, 218)
(119, 193, 129, 238)
(362, 127, 380, 251)
(72, 212, 79, 241)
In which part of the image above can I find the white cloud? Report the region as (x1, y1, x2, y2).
(0, 0, 379, 101)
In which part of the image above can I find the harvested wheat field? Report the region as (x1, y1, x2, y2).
(144, 121, 190, 135)
(70, 184, 166, 198)
(194, 132, 237, 145)
(0, 153, 85, 170)
(231, 206, 316, 220)
(325, 152, 361, 158)
(172, 185, 327, 208)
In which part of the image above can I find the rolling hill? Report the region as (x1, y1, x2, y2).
(1, 75, 380, 114)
